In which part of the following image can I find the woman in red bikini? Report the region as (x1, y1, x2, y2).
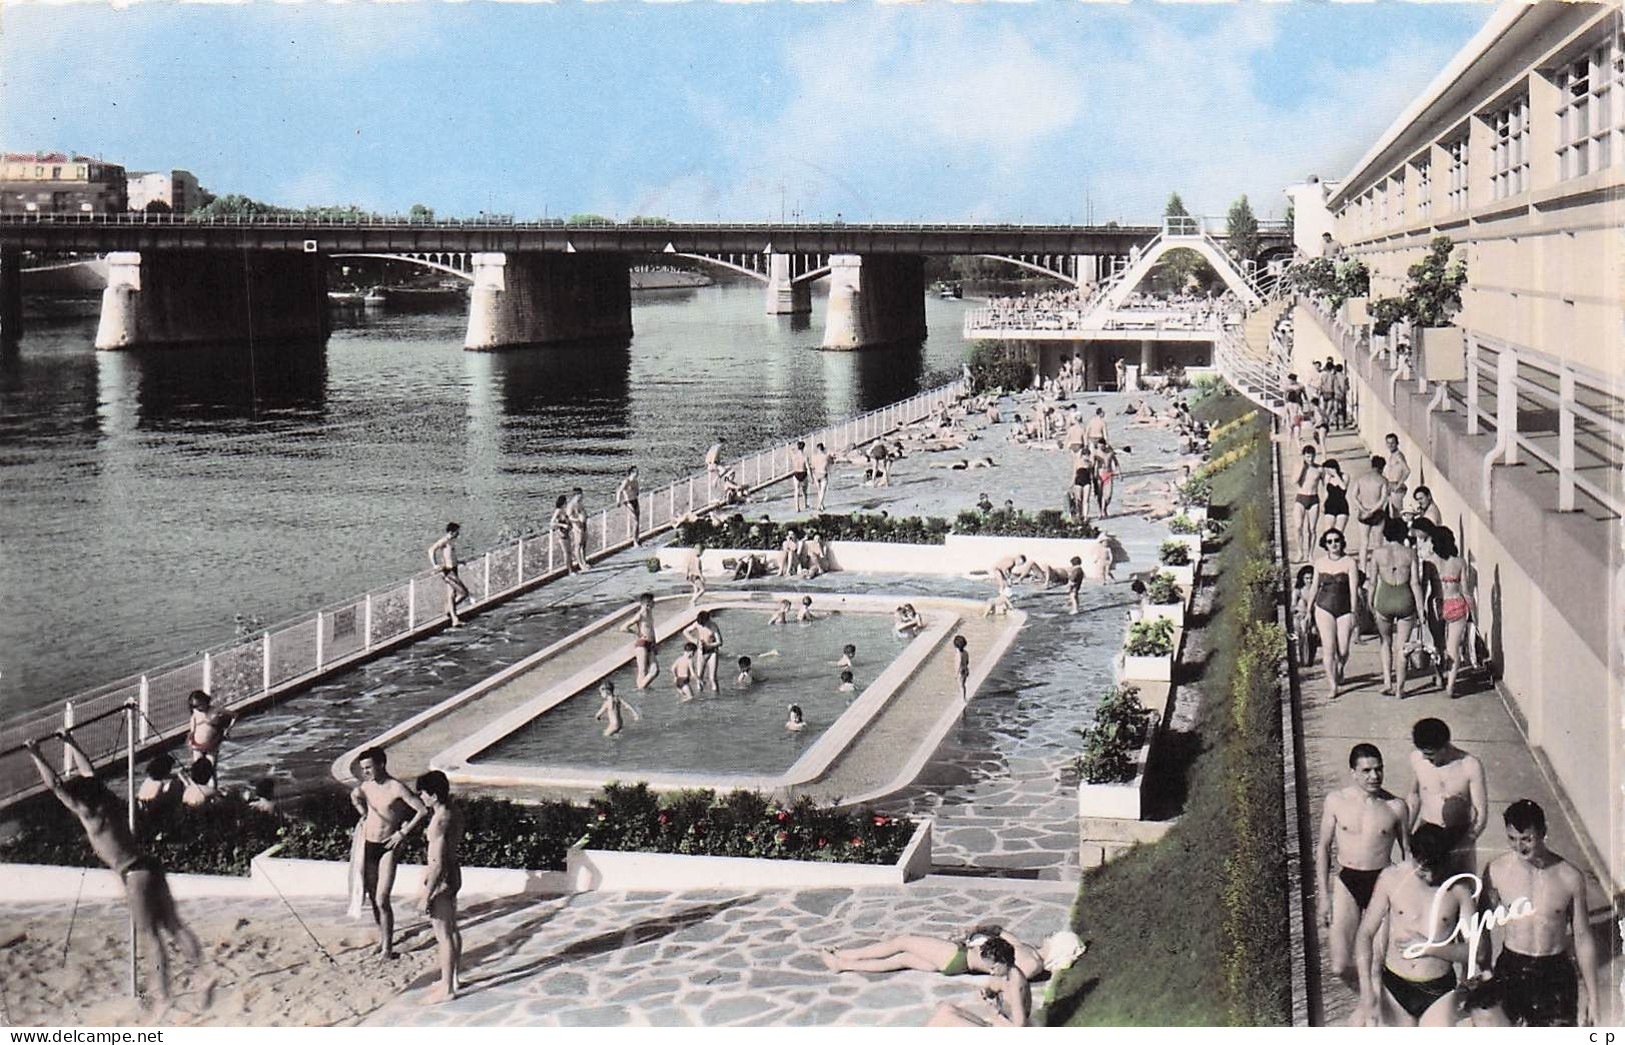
(1428, 525, 1476, 697)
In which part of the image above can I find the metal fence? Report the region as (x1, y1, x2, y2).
(0, 379, 967, 808)
(1308, 298, 1623, 518)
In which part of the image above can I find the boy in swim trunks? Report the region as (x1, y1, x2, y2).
(672, 643, 697, 702)
(186, 690, 237, 778)
(415, 770, 464, 1004)
(1316, 743, 1411, 986)
(952, 634, 970, 700)
(428, 522, 472, 626)
(788, 440, 810, 511)
(1354, 823, 1474, 1026)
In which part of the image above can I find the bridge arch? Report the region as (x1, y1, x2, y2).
(974, 254, 1080, 287)
(329, 253, 473, 282)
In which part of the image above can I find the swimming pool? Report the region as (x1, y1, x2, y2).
(470, 606, 904, 776)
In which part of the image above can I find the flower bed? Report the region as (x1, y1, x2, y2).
(1143, 571, 1186, 627)
(672, 508, 1097, 549)
(0, 792, 287, 876)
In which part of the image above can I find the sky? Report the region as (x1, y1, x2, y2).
(0, 0, 1494, 224)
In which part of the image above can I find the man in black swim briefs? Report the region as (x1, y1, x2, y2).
(1355, 824, 1473, 1026)
(1316, 743, 1410, 985)
(351, 747, 428, 959)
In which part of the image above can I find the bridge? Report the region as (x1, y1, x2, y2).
(0, 215, 1289, 351)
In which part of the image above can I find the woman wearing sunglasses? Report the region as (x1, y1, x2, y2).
(1305, 527, 1360, 700)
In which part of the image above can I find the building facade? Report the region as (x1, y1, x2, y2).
(0, 152, 127, 214)
(127, 169, 201, 214)
(1292, 0, 1623, 887)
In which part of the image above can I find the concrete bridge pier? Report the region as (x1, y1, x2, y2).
(1140, 338, 1157, 372)
(1075, 254, 1102, 288)
(0, 248, 20, 350)
(465, 252, 633, 350)
(93, 251, 328, 350)
(821, 254, 926, 350)
(764, 253, 811, 315)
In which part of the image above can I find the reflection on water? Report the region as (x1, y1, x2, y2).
(0, 285, 971, 712)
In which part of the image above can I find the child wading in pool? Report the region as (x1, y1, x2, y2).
(594, 681, 641, 737)
(672, 643, 697, 702)
(785, 705, 805, 732)
(736, 656, 754, 687)
(768, 599, 791, 625)
(953, 635, 971, 700)
(835, 644, 856, 669)
(797, 596, 819, 622)
(838, 670, 857, 694)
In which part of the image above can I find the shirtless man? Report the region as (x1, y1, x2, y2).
(788, 440, 810, 512)
(566, 487, 589, 571)
(1382, 433, 1411, 490)
(1410, 485, 1442, 526)
(186, 690, 236, 776)
(625, 591, 660, 689)
(1316, 743, 1411, 985)
(810, 442, 832, 511)
(25, 734, 207, 1011)
(1084, 406, 1108, 447)
(704, 439, 724, 500)
(1481, 799, 1599, 1026)
(1405, 717, 1488, 878)
(1292, 445, 1324, 555)
(428, 523, 472, 626)
(1348, 455, 1390, 570)
(685, 544, 707, 606)
(615, 467, 642, 546)
(990, 554, 1028, 590)
(414, 770, 464, 1005)
(350, 746, 429, 959)
(1353, 823, 1475, 1026)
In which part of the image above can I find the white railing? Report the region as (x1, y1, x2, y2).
(0, 379, 967, 808)
(1307, 298, 1622, 518)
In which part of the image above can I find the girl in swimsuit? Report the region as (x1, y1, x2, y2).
(1294, 446, 1324, 556)
(1095, 443, 1119, 518)
(1429, 525, 1476, 698)
(624, 592, 660, 689)
(1369, 518, 1430, 698)
(1321, 459, 1350, 536)
(1305, 528, 1359, 700)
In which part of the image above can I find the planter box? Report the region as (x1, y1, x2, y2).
(656, 536, 1105, 578)
(1143, 600, 1184, 628)
(1182, 505, 1207, 524)
(565, 818, 933, 891)
(1158, 562, 1196, 587)
(1120, 652, 1173, 683)
(1077, 766, 1148, 821)
(1162, 533, 1203, 557)
(250, 844, 571, 898)
(1416, 325, 1466, 381)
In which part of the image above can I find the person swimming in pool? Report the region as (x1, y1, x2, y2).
(768, 599, 791, 625)
(683, 609, 723, 692)
(736, 656, 754, 687)
(838, 670, 857, 694)
(835, 644, 856, 669)
(594, 681, 641, 737)
(785, 704, 805, 732)
(893, 604, 923, 635)
(797, 595, 819, 623)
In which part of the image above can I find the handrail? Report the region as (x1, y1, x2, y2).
(1301, 296, 1622, 518)
(0, 378, 967, 808)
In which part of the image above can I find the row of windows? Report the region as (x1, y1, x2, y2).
(1338, 29, 1623, 233)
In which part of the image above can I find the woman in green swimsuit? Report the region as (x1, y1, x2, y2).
(1369, 517, 1431, 698)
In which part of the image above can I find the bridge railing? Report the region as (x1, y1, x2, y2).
(0, 379, 967, 810)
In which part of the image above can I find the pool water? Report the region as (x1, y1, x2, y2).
(471, 606, 911, 776)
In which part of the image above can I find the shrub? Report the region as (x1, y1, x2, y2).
(645, 556, 662, 573)
(579, 783, 914, 864)
(1180, 474, 1213, 506)
(675, 512, 955, 548)
(1368, 295, 1409, 336)
(1125, 617, 1176, 657)
(1159, 541, 1192, 567)
(967, 340, 1035, 394)
(1146, 572, 1183, 605)
(1168, 514, 1201, 535)
(1072, 686, 1154, 785)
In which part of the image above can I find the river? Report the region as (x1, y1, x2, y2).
(0, 285, 974, 717)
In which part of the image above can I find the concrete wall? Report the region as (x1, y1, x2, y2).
(465, 252, 633, 349)
(93, 250, 328, 350)
(1294, 305, 1618, 880)
(821, 253, 926, 349)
